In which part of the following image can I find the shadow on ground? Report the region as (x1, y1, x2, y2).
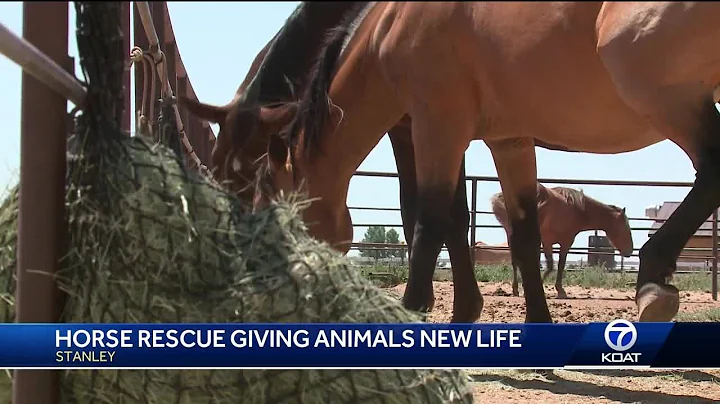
(578, 369, 719, 383)
(469, 370, 719, 403)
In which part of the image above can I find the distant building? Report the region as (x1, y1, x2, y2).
(646, 203, 719, 268)
(473, 241, 511, 265)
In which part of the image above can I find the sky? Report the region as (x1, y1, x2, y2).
(0, 2, 702, 263)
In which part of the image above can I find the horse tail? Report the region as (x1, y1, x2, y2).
(287, 3, 369, 159)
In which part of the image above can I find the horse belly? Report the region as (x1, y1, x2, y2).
(471, 2, 662, 153)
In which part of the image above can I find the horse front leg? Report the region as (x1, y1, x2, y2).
(505, 230, 521, 296)
(388, 126, 437, 311)
(488, 138, 552, 323)
(555, 244, 571, 299)
(511, 261, 520, 297)
(541, 243, 555, 282)
(444, 156, 483, 322)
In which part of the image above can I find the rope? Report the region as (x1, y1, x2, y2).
(126, 45, 212, 180)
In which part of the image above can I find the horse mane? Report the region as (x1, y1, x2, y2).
(549, 187, 589, 210)
(549, 186, 624, 216)
(285, 2, 372, 159)
(237, 3, 303, 105)
(239, 2, 367, 107)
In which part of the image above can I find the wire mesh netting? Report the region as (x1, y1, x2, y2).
(0, 2, 474, 402)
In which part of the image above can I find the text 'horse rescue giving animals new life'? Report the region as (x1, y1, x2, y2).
(491, 183, 634, 299)
(191, 1, 720, 324)
(181, 1, 483, 323)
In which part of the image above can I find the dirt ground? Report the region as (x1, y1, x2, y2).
(387, 282, 720, 324)
(385, 281, 720, 403)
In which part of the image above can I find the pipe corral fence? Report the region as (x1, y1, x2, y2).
(0, 2, 718, 403)
(348, 172, 720, 280)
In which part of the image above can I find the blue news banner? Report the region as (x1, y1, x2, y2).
(0, 321, 716, 368)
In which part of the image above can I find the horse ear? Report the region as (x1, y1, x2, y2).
(179, 95, 229, 124)
(622, 207, 626, 215)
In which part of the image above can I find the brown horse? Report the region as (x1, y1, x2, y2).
(253, 1, 720, 323)
(181, 2, 483, 322)
(490, 183, 634, 298)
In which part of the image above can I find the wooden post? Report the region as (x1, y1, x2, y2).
(120, 1, 131, 134)
(14, 2, 69, 403)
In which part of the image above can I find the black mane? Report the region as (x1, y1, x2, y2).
(285, 2, 371, 159)
(241, 2, 367, 106)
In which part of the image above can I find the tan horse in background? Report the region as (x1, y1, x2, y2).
(254, 2, 720, 323)
(491, 184, 634, 299)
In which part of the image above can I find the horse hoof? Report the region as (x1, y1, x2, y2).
(525, 311, 554, 324)
(451, 295, 484, 323)
(636, 283, 680, 322)
(512, 289, 520, 297)
(556, 290, 568, 299)
(427, 295, 435, 313)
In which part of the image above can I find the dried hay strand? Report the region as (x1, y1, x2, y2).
(0, 2, 475, 403)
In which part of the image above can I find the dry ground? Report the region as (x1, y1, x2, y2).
(387, 282, 720, 324)
(385, 281, 720, 403)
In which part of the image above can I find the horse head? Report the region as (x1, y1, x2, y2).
(181, 95, 298, 203)
(606, 205, 634, 258)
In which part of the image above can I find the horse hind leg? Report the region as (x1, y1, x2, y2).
(511, 259, 520, 297)
(554, 244, 571, 299)
(597, 81, 719, 321)
(597, 1, 720, 321)
(488, 138, 552, 323)
(541, 243, 555, 282)
(401, 113, 471, 320)
(502, 227, 521, 296)
(388, 126, 436, 312)
(633, 101, 720, 322)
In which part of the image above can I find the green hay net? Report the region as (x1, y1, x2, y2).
(0, 2, 474, 402)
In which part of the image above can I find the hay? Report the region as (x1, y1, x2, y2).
(0, 184, 17, 324)
(0, 2, 475, 403)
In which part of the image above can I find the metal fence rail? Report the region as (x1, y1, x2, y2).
(348, 171, 719, 301)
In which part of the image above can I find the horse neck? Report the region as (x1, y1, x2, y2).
(242, 3, 365, 105)
(299, 4, 403, 203)
(575, 197, 618, 233)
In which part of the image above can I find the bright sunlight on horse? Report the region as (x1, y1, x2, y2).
(251, 2, 720, 324)
(181, 2, 482, 323)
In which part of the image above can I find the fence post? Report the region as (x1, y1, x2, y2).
(712, 209, 717, 301)
(13, 2, 69, 404)
(469, 178, 477, 260)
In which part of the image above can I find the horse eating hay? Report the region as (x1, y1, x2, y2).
(252, 1, 720, 323)
(181, 2, 483, 322)
(491, 183, 634, 298)
(0, 3, 475, 401)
